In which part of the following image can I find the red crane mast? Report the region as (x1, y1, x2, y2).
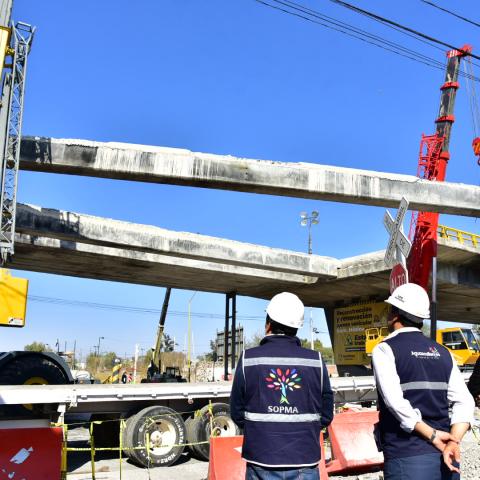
(408, 45, 472, 291)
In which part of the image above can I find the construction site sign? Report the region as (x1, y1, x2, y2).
(334, 302, 390, 365)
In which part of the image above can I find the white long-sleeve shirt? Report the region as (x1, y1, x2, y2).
(372, 327, 475, 433)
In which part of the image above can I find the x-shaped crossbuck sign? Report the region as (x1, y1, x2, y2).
(383, 197, 412, 268)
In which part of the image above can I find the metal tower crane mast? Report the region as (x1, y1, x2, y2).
(0, 0, 34, 264)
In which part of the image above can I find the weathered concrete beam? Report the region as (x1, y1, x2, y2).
(20, 137, 480, 217)
(15, 204, 338, 278)
(12, 233, 319, 292)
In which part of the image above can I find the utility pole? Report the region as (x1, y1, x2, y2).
(188, 292, 197, 382)
(133, 343, 139, 384)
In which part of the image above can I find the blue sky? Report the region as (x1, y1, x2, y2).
(3, 0, 480, 360)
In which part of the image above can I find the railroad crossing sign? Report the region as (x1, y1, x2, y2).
(383, 197, 412, 268)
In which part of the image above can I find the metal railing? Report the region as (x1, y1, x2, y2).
(438, 225, 479, 249)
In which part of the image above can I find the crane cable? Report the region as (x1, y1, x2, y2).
(464, 58, 480, 167)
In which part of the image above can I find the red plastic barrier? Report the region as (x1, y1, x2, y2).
(326, 410, 383, 474)
(208, 435, 246, 480)
(208, 434, 329, 479)
(0, 426, 63, 479)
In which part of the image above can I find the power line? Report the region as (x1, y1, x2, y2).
(420, 1, 480, 29)
(28, 294, 265, 321)
(329, 0, 480, 61)
(255, 0, 480, 81)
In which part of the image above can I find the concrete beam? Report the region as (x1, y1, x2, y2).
(20, 137, 480, 217)
(15, 204, 338, 278)
(12, 233, 318, 291)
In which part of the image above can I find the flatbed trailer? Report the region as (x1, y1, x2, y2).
(0, 376, 381, 415)
(0, 374, 471, 468)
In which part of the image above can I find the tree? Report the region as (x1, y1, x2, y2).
(198, 340, 218, 362)
(161, 333, 176, 352)
(102, 352, 118, 369)
(246, 330, 265, 348)
(300, 338, 334, 364)
(24, 341, 50, 352)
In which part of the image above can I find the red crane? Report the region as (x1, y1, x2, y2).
(408, 45, 473, 292)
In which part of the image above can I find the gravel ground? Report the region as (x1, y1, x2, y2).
(328, 421, 480, 480)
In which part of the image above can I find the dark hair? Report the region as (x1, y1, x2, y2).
(390, 306, 423, 329)
(266, 315, 298, 337)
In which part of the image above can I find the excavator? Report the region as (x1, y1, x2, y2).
(143, 287, 186, 383)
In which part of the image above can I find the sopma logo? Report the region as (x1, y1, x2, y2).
(265, 368, 302, 404)
(411, 347, 441, 359)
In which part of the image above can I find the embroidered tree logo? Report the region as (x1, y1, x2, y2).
(265, 368, 302, 404)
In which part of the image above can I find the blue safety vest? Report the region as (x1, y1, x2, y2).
(241, 335, 326, 468)
(378, 330, 453, 459)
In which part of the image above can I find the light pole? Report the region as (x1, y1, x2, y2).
(300, 210, 319, 255)
(300, 211, 319, 349)
(188, 291, 197, 382)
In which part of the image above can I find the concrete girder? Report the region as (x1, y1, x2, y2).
(12, 234, 318, 293)
(15, 204, 338, 278)
(11, 232, 480, 323)
(20, 136, 480, 217)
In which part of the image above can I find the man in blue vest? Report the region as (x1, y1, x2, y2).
(230, 292, 334, 480)
(372, 283, 475, 480)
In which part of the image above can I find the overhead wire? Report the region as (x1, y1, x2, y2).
(255, 0, 480, 82)
(420, 1, 480, 29)
(328, 0, 480, 62)
(28, 294, 265, 322)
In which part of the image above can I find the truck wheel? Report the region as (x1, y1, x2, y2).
(186, 403, 239, 461)
(185, 415, 200, 458)
(122, 412, 140, 461)
(0, 355, 69, 416)
(123, 406, 186, 467)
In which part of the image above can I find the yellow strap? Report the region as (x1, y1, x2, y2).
(89, 421, 96, 480)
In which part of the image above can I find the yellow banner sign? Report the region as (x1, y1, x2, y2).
(0, 269, 28, 328)
(334, 302, 390, 365)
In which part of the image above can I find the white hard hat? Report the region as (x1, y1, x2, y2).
(385, 283, 430, 320)
(266, 292, 304, 329)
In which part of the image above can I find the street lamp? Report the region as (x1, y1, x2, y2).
(188, 292, 197, 382)
(300, 211, 319, 255)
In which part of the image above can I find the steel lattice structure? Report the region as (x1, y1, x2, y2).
(0, 22, 34, 264)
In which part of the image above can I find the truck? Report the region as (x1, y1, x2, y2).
(365, 326, 480, 371)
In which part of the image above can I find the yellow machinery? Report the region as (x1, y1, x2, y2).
(365, 325, 480, 370)
(0, 268, 28, 327)
(437, 327, 480, 370)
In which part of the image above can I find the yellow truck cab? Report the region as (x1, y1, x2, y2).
(437, 327, 480, 371)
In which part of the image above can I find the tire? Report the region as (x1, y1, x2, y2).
(185, 415, 200, 458)
(186, 403, 239, 461)
(122, 412, 140, 461)
(0, 355, 69, 417)
(0, 355, 69, 385)
(122, 406, 186, 468)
